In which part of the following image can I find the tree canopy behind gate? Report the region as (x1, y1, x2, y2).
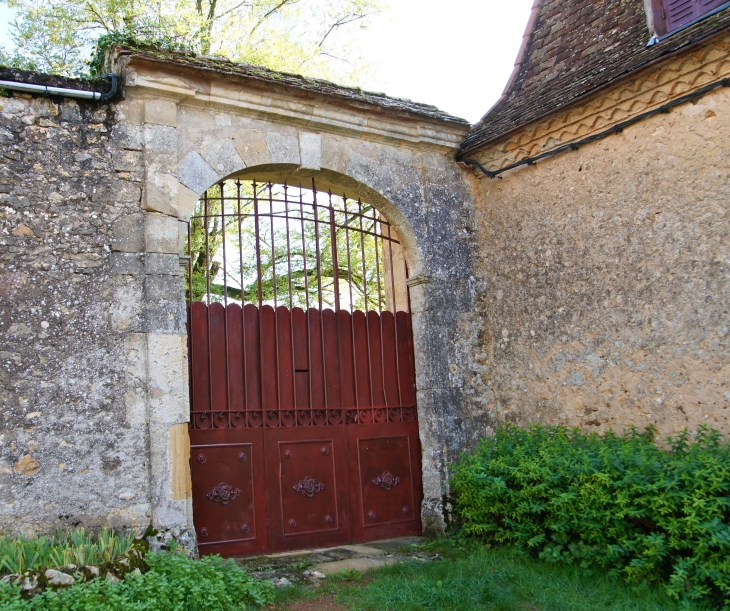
(0, 0, 381, 82)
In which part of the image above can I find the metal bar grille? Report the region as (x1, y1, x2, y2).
(187, 179, 416, 430)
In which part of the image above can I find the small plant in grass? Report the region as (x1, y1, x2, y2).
(333, 568, 362, 581)
(0, 528, 137, 575)
(450, 424, 730, 609)
(0, 551, 274, 610)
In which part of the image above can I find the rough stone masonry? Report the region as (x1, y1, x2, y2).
(2, 31, 729, 543)
(0, 88, 152, 537)
(0, 50, 479, 541)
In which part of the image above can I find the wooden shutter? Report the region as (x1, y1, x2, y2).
(661, 0, 727, 34)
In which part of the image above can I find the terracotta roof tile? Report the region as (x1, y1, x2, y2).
(461, 0, 730, 154)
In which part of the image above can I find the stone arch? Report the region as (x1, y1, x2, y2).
(180, 160, 438, 533)
(135, 77, 476, 542)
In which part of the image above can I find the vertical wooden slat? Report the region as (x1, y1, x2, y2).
(277, 306, 294, 413)
(244, 304, 261, 412)
(191, 302, 210, 417)
(209, 303, 228, 422)
(352, 310, 371, 408)
(260, 305, 278, 417)
(380, 311, 399, 407)
(307, 309, 325, 410)
(337, 309, 356, 409)
(367, 310, 385, 408)
(226, 304, 245, 416)
(322, 308, 341, 408)
(292, 307, 310, 409)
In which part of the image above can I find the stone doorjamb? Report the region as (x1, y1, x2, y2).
(109, 50, 475, 541)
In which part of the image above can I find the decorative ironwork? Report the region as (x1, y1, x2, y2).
(372, 471, 401, 491)
(187, 178, 419, 432)
(289, 519, 297, 528)
(197, 454, 206, 464)
(206, 483, 241, 505)
(240, 523, 250, 534)
(320, 447, 330, 456)
(325, 514, 333, 525)
(293, 476, 325, 497)
(402, 506, 410, 515)
(200, 527, 209, 537)
(367, 511, 377, 520)
(284, 450, 293, 459)
(238, 452, 247, 462)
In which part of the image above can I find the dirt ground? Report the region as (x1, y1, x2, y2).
(267, 594, 348, 611)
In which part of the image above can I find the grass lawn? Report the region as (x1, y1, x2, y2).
(270, 542, 690, 611)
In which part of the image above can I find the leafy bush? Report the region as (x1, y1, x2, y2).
(450, 425, 730, 608)
(0, 552, 274, 610)
(0, 529, 136, 575)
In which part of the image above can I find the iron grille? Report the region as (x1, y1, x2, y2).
(187, 179, 417, 430)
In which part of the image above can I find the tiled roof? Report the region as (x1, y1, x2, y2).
(460, 0, 730, 155)
(118, 46, 470, 126)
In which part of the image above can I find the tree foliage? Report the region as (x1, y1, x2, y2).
(0, 0, 380, 81)
(187, 181, 386, 312)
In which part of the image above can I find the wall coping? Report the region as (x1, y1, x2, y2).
(116, 55, 470, 152)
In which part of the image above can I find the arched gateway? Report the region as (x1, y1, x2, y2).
(186, 177, 422, 555)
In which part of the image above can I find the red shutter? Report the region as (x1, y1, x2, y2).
(699, 0, 726, 10)
(661, 0, 726, 33)
(663, 0, 699, 31)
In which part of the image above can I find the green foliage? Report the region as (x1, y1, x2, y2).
(4, 0, 380, 81)
(450, 425, 730, 609)
(0, 552, 274, 610)
(0, 529, 136, 575)
(335, 545, 681, 611)
(333, 568, 362, 581)
(187, 181, 386, 311)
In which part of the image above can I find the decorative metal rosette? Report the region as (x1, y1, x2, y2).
(293, 476, 325, 497)
(206, 483, 241, 505)
(372, 471, 401, 491)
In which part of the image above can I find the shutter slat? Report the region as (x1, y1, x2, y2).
(662, 0, 726, 33)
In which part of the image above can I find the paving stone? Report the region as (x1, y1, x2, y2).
(313, 557, 396, 575)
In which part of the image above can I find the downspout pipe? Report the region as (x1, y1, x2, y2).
(0, 73, 118, 101)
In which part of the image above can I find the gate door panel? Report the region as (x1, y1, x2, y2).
(347, 422, 423, 542)
(189, 428, 268, 556)
(264, 426, 351, 552)
(187, 179, 423, 557)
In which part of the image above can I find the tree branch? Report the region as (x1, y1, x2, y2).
(250, 0, 298, 35)
(318, 13, 370, 48)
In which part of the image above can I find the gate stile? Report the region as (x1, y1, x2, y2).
(187, 179, 422, 557)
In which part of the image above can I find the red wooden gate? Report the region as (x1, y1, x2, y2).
(186, 180, 422, 557)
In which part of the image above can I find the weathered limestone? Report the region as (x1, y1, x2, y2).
(0, 51, 479, 542)
(0, 91, 150, 537)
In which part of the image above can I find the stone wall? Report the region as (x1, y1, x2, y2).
(469, 85, 730, 439)
(0, 52, 480, 540)
(0, 91, 153, 537)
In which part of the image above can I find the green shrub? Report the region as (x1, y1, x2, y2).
(450, 425, 730, 609)
(0, 528, 136, 575)
(0, 551, 273, 610)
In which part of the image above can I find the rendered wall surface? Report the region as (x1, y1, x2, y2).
(470, 86, 730, 438)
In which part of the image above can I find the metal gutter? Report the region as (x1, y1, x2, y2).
(0, 73, 118, 101)
(460, 76, 730, 179)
